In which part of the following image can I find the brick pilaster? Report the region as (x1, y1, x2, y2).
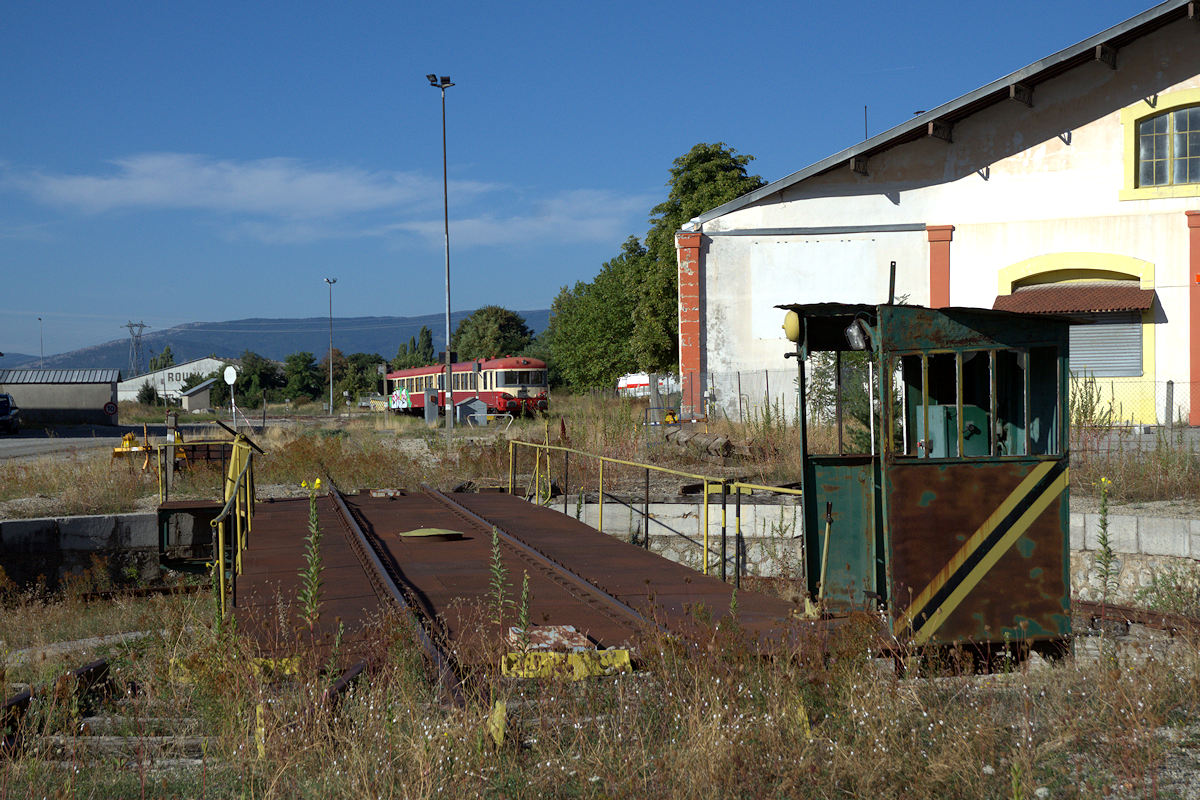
(677, 231, 703, 419)
(927, 224, 955, 308)
(1188, 212, 1200, 426)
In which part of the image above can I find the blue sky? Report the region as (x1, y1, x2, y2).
(0, 0, 1156, 357)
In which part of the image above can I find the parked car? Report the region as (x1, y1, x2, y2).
(0, 393, 19, 434)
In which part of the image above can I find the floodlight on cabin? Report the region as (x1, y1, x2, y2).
(845, 318, 873, 351)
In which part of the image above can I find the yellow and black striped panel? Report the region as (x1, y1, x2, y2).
(888, 459, 1069, 645)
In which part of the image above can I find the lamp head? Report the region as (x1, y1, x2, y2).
(426, 73, 437, 84)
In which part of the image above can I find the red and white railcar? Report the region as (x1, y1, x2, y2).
(385, 356, 549, 416)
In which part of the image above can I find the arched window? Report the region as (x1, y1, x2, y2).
(1137, 105, 1200, 187)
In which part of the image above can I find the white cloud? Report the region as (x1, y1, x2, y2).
(388, 188, 655, 248)
(13, 153, 497, 219)
(5, 153, 653, 249)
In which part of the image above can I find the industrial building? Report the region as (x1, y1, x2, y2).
(116, 357, 231, 403)
(0, 369, 121, 425)
(676, 1, 1200, 425)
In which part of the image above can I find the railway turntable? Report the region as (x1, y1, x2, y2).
(231, 486, 809, 682)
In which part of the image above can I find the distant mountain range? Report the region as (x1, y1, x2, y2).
(0, 310, 550, 373)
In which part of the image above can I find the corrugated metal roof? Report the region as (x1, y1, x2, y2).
(992, 284, 1156, 314)
(0, 368, 122, 384)
(695, 0, 1193, 226)
(180, 377, 217, 396)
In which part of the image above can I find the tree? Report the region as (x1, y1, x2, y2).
(547, 236, 646, 389)
(340, 352, 385, 399)
(318, 348, 348, 396)
(452, 306, 533, 361)
(136, 381, 159, 405)
(632, 143, 765, 373)
(148, 345, 175, 372)
(415, 326, 435, 363)
(282, 352, 322, 400)
(391, 326, 436, 369)
(232, 350, 283, 408)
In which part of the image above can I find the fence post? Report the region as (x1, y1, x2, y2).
(644, 468, 650, 549)
(563, 452, 569, 514)
(702, 479, 709, 575)
(508, 441, 515, 495)
(720, 482, 728, 583)
(734, 489, 742, 590)
(1165, 380, 1175, 430)
(598, 459, 604, 534)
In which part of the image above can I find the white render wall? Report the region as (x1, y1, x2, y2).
(117, 357, 230, 402)
(697, 16, 1200, 418)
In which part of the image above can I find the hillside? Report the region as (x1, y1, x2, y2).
(4, 310, 550, 372)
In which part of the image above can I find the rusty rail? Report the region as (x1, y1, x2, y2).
(424, 485, 669, 636)
(328, 486, 466, 708)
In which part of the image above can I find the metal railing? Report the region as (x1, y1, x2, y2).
(507, 440, 802, 585)
(210, 436, 256, 617)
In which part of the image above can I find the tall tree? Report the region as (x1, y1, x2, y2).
(415, 326, 435, 364)
(452, 306, 533, 360)
(340, 352, 385, 398)
(148, 345, 175, 372)
(235, 350, 283, 407)
(632, 143, 765, 372)
(282, 352, 323, 400)
(548, 236, 647, 389)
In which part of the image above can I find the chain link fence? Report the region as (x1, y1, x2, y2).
(691, 368, 1194, 432)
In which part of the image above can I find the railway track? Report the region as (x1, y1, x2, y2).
(325, 482, 669, 705)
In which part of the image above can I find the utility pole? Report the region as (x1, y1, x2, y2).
(324, 278, 337, 417)
(428, 72, 455, 445)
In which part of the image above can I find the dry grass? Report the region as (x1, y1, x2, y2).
(4, 586, 1199, 798)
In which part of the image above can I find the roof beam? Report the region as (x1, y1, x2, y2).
(926, 120, 953, 143)
(1009, 82, 1033, 107)
(1094, 44, 1117, 69)
(850, 156, 869, 176)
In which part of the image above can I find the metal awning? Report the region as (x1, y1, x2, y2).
(992, 284, 1155, 315)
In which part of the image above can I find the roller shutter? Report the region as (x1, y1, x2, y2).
(1068, 312, 1142, 378)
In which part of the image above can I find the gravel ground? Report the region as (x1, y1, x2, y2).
(1070, 494, 1200, 519)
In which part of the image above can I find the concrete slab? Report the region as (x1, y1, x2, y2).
(1137, 517, 1191, 558)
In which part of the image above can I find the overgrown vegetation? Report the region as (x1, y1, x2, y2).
(3, 585, 1200, 798)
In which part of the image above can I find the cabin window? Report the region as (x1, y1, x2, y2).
(899, 347, 1060, 459)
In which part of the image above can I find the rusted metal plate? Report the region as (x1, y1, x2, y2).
(232, 497, 386, 660)
(885, 459, 1069, 644)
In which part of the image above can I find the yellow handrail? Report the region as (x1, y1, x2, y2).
(209, 436, 256, 617)
(508, 440, 803, 578)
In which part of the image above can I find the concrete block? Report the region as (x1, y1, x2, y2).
(113, 514, 157, 549)
(1084, 513, 1137, 554)
(1191, 519, 1200, 561)
(0, 518, 59, 551)
(57, 515, 117, 551)
(1137, 517, 1190, 558)
(1070, 515, 1085, 551)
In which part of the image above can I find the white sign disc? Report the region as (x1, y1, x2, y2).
(223, 366, 237, 385)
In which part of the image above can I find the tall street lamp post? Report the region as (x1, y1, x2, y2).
(427, 73, 454, 442)
(324, 277, 337, 416)
(37, 317, 43, 369)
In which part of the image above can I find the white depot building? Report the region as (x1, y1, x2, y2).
(116, 357, 231, 403)
(676, 1, 1200, 426)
